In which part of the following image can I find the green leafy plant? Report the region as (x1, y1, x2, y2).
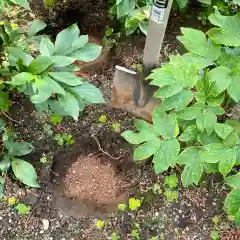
(112, 122, 121, 133)
(0, 120, 39, 194)
(96, 219, 105, 229)
(43, 123, 53, 136)
(40, 155, 48, 164)
(7, 196, 17, 205)
(163, 189, 179, 203)
(109, 0, 151, 35)
(111, 232, 120, 240)
(50, 113, 63, 126)
(15, 203, 31, 215)
(99, 114, 108, 123)
(210, 230, 220, 240)
(118, 203, 127, 211)
(152, 183, 162, 194)
(2, 23, 104, 120)
(0, 0, 30, 13)
(164, 175, 178, 188)
(54, 133, 74, 146)
(129, 197, 141, 211)
(122, 8, 240, 224)
(131, 228, 140, 239)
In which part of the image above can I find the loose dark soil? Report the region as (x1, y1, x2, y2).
(0, 2, 239, 240)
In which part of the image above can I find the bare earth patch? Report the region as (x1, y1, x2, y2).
(64, 154, 127, 205)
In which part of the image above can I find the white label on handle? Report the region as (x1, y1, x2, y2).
(151, 6, 165, 24)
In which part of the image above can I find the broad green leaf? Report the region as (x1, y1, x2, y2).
(224, 131, 239, 147)
(117, 0, 135, 18)
(31, 76, 65, 103)
(11, 72, 33, 85)
(71, 43, 101, 62)
(8, 47, 33, 66)
(138, 21, 148, 35)
(121, 130, 156, 144)
(182, 53, 214, 70)
(153, 138, 180, 174)
(198, 0, 211, 4)
(179, 125, 198, 142)
(70, 83, 105, 104)
(203, 109, 217, 135)
(206, 106, 225, 115)
(0, 91, 9, 111)
(164, 175, 178, 188)
(49, 72, 83, 86)
(176, 106, 202, 120)
(0, 176, 4, 199)
(125, 17, 138, 35)
(219, 149, 237, 177)
(207, 66, 232, 93)
(169, 55, 198, 88)
(161, 90, 193, 112)
(225, 173, 240, 188)
(217, 53, 240, 70)
(176, 0, 189, 9)
(28, 56, 54, 74)
(148, 67, 176, 87)
(177, 146, 203, 165)
(40, 36, 54, 56)
(48, 100, 69, 116)
(28, 20, 47, 37)
(5, 141, 34, 156)
(71, 35, 88, 51)
(133, 138, 161, 161)
(204, 162, 219, 173)
(201, 144, 232, 161)
(153, 108, 179, 139)
(10, 0, 30, 10)
(197, 132, 222, 145)
(134, 119, 154, 132)
(150, 55, 198, 89)
(215, 123, 233, 139)
(178, 28, 220, 60)
(202, 144, 236, 176)
(228, 75, 240, 103)
(55, 24, 80, 55)
(153, 83, 183, 98)
(225, 189, 240, 217)
(52, 56, 75, 67)
(12, 158, 40, 188)
(207, 92, 225, 107)
(0, 156, 10, 173)
(181, 158, 203, 186)
(207, 9, 240, 47)
(58, 92, 80, 120)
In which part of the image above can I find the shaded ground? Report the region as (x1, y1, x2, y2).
(0, 2, 239, 240)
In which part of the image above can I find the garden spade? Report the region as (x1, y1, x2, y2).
(111, 0, 173, 122)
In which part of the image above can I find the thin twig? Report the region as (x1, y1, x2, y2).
(91, 134, 121, 160)
(1, 111, 22, 125)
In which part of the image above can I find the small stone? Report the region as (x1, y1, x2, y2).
(47, 196, 51, 201)
(39, 230, 44, 234)
(42, 219, 50, 231)
(178, 210, 183, 214)
(0, 216, 3, 220)
(186, 227, 189, 231)
(9, 219, 12, 224)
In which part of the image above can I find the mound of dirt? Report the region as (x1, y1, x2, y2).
(54, 153, 129, 217)
(64, 154, 126, 205)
